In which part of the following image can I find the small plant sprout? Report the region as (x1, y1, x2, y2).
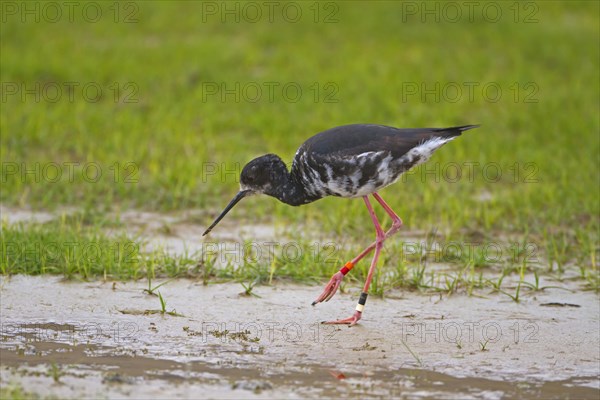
(158, 291, 167, 313)
(144, 278, 175, 297)
(240, 278, 261, 298)
(48, 363, 63, 383)
(155, 291, 184, 317)
(479, 340, 490, 351)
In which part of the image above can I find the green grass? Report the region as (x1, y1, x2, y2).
(2, 214, 597, 297)
(0, 216, 140, 279)
(1, 1, 598, 290)
(0, 383, 41, 400)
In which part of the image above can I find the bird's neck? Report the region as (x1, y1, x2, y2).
(266, 169, 315, 206)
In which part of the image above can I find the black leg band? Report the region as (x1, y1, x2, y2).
(358, 292, 368, 305)
(356, 292, 368, 312)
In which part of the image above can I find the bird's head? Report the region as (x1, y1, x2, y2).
(240, 154, 288, 194)
(203, 154, 288, 236)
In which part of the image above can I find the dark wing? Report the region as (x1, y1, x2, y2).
(300, 124, 478, 159)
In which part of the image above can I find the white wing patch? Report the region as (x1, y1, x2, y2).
(403, 136, 453, 164)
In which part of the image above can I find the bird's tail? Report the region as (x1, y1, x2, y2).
(434, 124, 480, 138)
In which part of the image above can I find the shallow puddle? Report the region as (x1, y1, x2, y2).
(1, 276, 598, 398)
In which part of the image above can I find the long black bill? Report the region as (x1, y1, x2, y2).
(203, 190, 252, 236)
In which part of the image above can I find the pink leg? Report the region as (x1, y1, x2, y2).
(373, 192, 403, 228)
(323, 196, 386, 325)
(312, 192, 403, 305)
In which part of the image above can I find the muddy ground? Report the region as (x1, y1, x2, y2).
(1, 206, 599, 398)
(1, 275, 598, 399)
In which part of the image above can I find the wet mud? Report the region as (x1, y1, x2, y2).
(1, 276, 598, 399)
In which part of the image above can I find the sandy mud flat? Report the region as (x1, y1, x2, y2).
(0, 275, 598, 399)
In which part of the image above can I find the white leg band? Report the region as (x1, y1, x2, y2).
(355, 304, 365, 313)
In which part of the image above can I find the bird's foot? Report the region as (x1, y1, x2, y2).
(322, 311, 362, 326)
(312, 271, 344, 305)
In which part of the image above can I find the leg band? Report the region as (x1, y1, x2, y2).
(358, 291, 368, 305)
(355, 292, 368, 312)
(340, 261, 354, 276)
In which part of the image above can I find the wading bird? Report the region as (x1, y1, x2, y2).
(203, 124, 479, 324)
